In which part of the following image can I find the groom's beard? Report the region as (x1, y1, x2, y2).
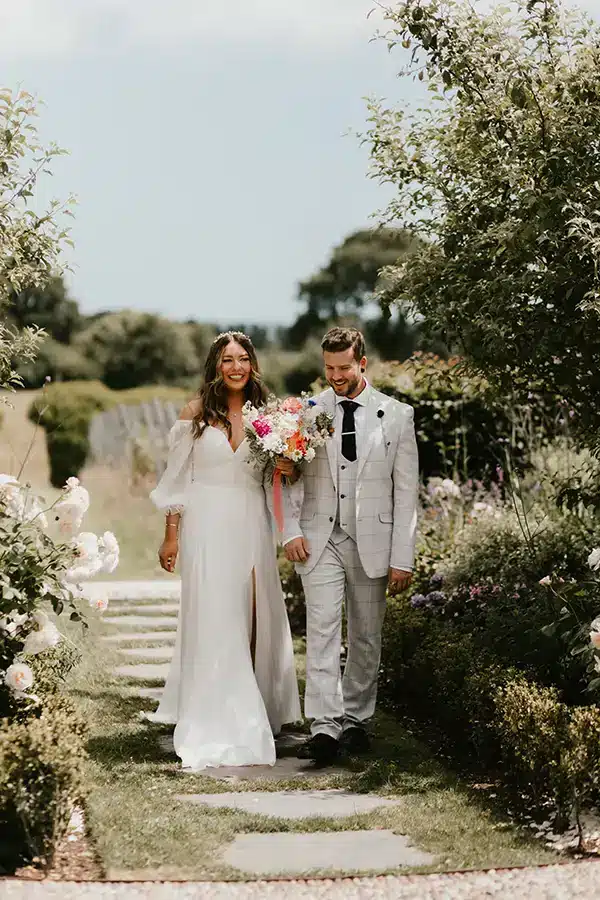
(327, 373, 363, 398)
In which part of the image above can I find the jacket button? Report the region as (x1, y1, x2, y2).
(340, 494, 346, 499)
(329, 516, 334, 522)
(341, 465, 346, 470)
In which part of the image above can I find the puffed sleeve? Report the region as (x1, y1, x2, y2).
(149, 420, 194, 513)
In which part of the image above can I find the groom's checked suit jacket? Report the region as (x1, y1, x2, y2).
(283, 386, 419, 578)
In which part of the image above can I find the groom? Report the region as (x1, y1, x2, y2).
(283, 327, 419, 764)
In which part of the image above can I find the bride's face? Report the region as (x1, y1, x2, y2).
(219, 341, 252, 393)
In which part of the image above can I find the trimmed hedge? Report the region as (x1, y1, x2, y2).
(29, 381, 188, 487)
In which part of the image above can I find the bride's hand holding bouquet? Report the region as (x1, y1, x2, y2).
(242, 394, 334, 529)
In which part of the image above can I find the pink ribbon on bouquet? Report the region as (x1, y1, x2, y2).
(273, 468, 284, 533)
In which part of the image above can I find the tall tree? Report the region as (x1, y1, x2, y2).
(7, 276, 81, 344)
(0, 88, 74, 390)
(288, 227, 422, 358)
(366, 0, 600, 441)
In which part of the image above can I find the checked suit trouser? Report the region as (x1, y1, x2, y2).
(301, 526, 387, 740)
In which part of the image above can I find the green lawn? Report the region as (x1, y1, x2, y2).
(65, 613, 561, 881)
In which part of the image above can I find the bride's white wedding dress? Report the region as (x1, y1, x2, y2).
(149, 421, 302, 771)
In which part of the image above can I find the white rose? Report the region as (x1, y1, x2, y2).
(99, 531, 120, 574)
(4, 662, 34, 695)
(66, 532, 103, 582)
(590, 630, 600, 649)
(22, 611, 62, 655)
(54, 482, 90, 535)
(588, 548, 600, 571)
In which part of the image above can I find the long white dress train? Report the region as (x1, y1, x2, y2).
(149, 421, 301, 771)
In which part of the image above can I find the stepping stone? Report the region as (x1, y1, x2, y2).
(103, 615, 178, 629)
(178, 790, 404, 820)
(101, 631, 176, 644)
(104, 603, 179, 616)
(113, 663, 170, 681)
(222, 830, 435, 875)
(201, 757, 345, 783)
(119, 646, 173, 661)
(123, 686, 163, 701)
(84, 580, 181, 601)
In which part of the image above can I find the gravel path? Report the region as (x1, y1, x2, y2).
(3, 864, 600, 899)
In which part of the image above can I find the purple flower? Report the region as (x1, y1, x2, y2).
(426, 590, 447, 606)
(410, 593, 427, 609)
(430, 573, 444, 588)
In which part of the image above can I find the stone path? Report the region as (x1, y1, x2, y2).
(83, 580, 566, 886)
(4, 863, 600, 898)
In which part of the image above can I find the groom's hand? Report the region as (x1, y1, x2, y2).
(388, 568, 412, 594)
(284, 537, 310, 563)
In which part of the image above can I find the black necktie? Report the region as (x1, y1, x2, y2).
(340, 400, 358, 462)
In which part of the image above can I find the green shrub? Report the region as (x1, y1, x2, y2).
(370, 355, 557, 481)
(494, 678, 600, 833)
(29, 381, 188, 487)
(17, 336, 102, 388)
(0, 697, 87, 871)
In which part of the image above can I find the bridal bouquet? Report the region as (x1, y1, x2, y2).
(243, 394, 334, 529)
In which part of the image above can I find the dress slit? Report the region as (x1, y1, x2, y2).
(250, 567, 257, 668)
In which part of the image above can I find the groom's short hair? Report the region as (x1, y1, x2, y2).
(321, 326, 365, 361)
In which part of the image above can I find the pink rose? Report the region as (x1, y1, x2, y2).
(252, 417, 272, 438)
(281, 397, 303, 414)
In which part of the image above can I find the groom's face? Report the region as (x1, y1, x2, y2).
(323, 347, 366, 398)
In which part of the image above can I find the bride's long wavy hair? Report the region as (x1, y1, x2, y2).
(192, 331, 267, 440)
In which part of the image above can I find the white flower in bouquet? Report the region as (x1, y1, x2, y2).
(4, 662, 34, 695)
(588, 547, 600, 571)
(22, 610, 62, 655)
(54, 477, 90, 535)
(99, 531, 120, 574)
(66, 532, 104, 582)
(304, 446, 316, 463)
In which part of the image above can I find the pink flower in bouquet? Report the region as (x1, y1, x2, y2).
(281, 397, 303, 414)
(252, 416, 272, 438)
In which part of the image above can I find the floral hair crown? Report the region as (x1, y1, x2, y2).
(213, 330, 251, 345)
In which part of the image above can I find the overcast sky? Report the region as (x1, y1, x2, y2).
(0, 1, 596, 325)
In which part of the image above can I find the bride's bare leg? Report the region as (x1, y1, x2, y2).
(250, 568, 257, 668)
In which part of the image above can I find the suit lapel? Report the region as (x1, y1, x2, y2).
(357, 392, 380, 481)
(322, 389, 338, 484)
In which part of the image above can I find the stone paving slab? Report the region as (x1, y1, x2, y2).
(103, 615, 179, 629)
(223, 831, 435, 876)
(120, 646, 174, 660)
(105, 603, 180, 616)
(101, 631, 177, 644)
(113, 663, 170, 681)
(3, 863, 600, 897)
(201, 757, 346, 783)
(178, 790, 403, 820)
(83, 580, 181, 601)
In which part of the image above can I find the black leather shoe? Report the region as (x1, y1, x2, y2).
(340, 727, 371, 755)
(296, 733, 340, 764)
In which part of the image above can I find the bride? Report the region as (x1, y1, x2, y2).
(149, 331, 301, 770)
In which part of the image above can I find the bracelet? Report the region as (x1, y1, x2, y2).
(166, 523, 179, 529)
